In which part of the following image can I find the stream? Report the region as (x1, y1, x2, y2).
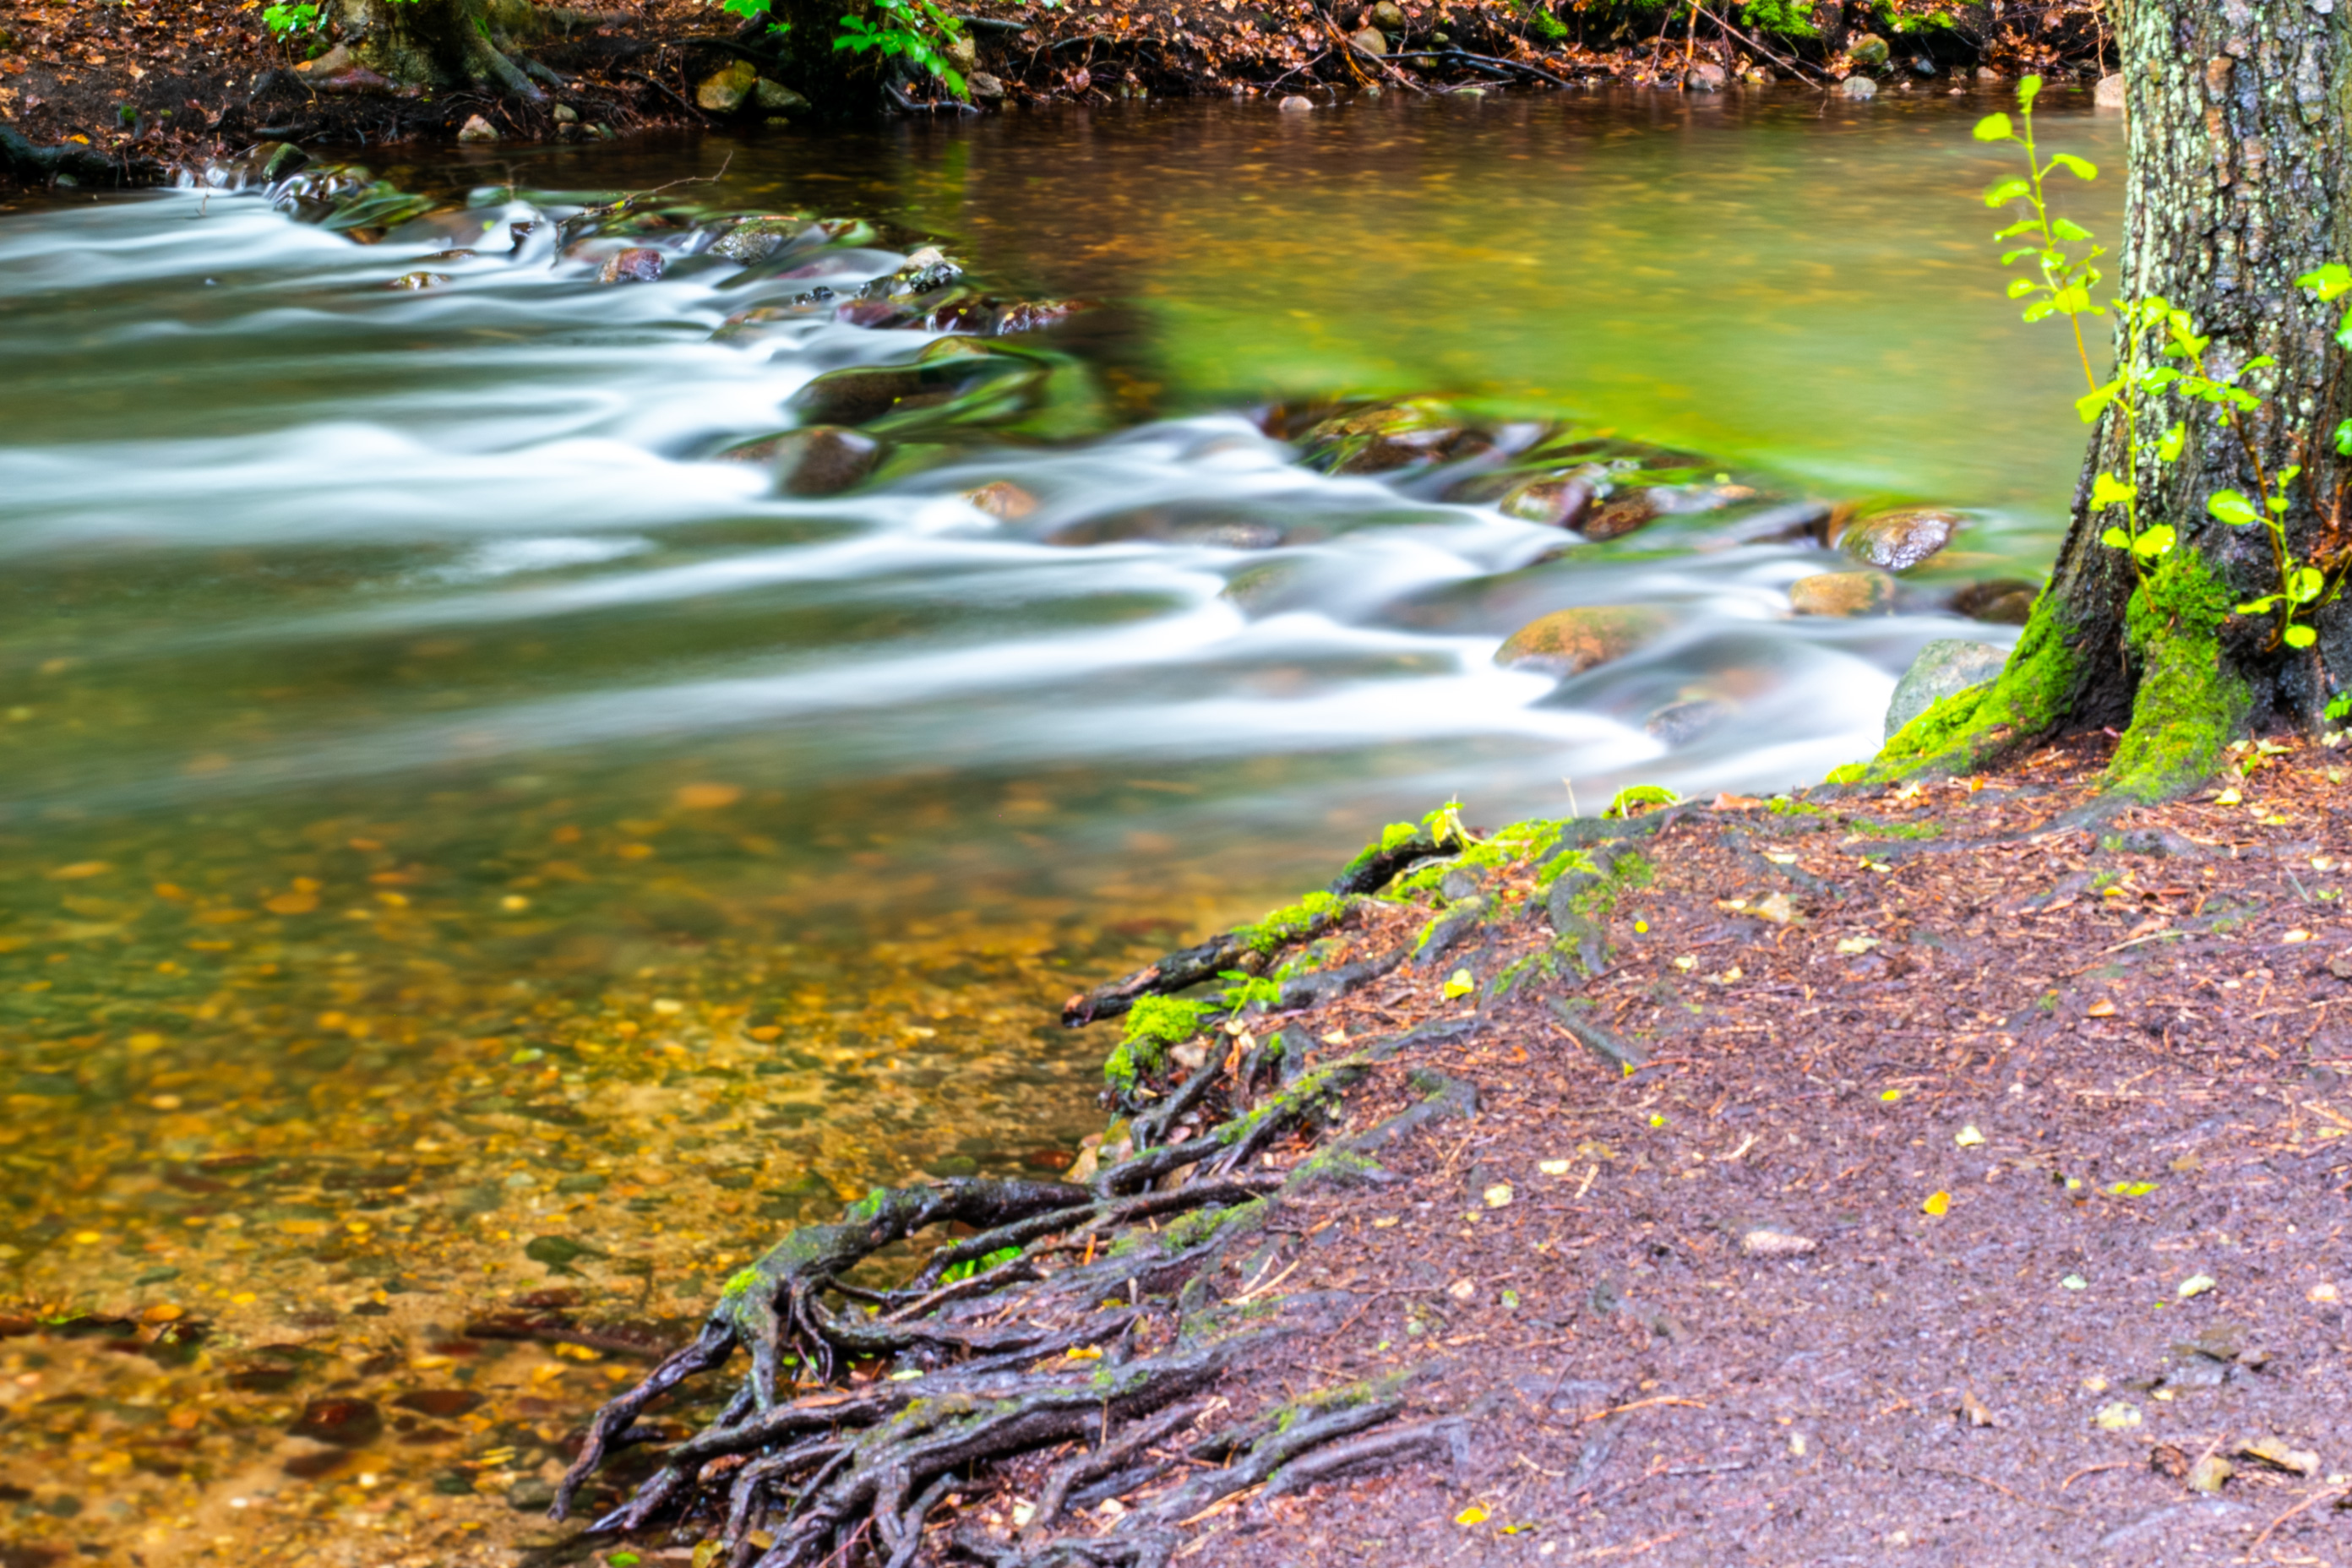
(0, 87, 2116, 1562)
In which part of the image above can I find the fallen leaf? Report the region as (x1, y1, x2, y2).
(2177, 1273, 2217, 1299)
(2213, 787, 2242, 805)
(1446, 1278, 1476, 1302)
(2093, 1402, 2142, 1431)
(1957, 1391, 1994, 1428)
(1955, 1124, 1985, 1147)
(1484, 1183, 1513, 1209)
(1836, 935, 1879, 955)
(2061, 1273, 2088, 1290)
(2235, 1436, 2321, 1477)
(1538, 1159, 1571, 1176)
(1454, 1504, 1489, 1526)
(2186, 1453, 2233, 1493)
(2110, 1180, 2158, 1197)
(2308, 1282, 2340, 1304)
(1442, 967, 1474, 999)
(1753, 891, 1796, 924)
(1920, 1191, 1950, 1216)
(2284, 928, 2313, 943)
(1763, 851, 1799, 865)
(2086, 999, 2117, 1017)
(1881, 1089, 1902, 1103)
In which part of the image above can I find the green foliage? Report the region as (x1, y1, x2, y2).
(1603, 784, 1680, 819)
(1738, 0, 1818, 36)
(1218, 970, 1282, 1009)
(834, 0, 969, 95)
(1105, 995, 1214, 1096)
(1234, 889, 1342, 953)
(1979, 76, 2349, 692)
(263, 0, 326, 35)
(938, 1244, 1021, 1284)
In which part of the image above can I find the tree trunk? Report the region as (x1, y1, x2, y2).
(338, 0, 549, 100)
(1874, 0, 2352, 800)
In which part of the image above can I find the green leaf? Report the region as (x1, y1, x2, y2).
(2088, 470, 2135, 509)
(2286, 623, 2319, 649)
(1973, 112, 2015, 142)
(2022, 299, 2057, 323)
(2208, 491, 2260, 526)
(2157, 422, 2186, 461)
(2334, 419, 2352, 457)
(2132, 525, 2175, 558)
(1993, 220, 2044, 240)
(2238, 596, 2283, 614)
(2099, 525, 2131, 549)
(2006, 277, 2038, 300)
(2297, 263, 2352, 302)
(1983, 178, 2033, 209)
(2052, 284, 2092, 314)
(2291, 568, 2324, 602)
(2050, 217, 2093, 241)
(2141, 368, 2181, 392)
(2047, 154, 2098, 182)
(2076, 381, 2125, 425)
(2017, 74, 2043, 109)
(1998, 248, 2039, 266)
(2240, 355, 2277, 373)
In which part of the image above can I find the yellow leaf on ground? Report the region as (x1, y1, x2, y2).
(1921, 1191, 1951, 1217)
(1484, 1183, 1513, 1209)
(1955, 1124, 1984, 1147)
(1442, 967, 1474, 999)
(1454, 1505, 1489, 1527)
(2086, 999, 2116, 1017)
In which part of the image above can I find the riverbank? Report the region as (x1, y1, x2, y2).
(2, 0, 2122, 188)
(521, 733, 2352, 1565)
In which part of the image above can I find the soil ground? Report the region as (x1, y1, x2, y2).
(1000, 736, 2352, 1565)
(1, 0, 2117, 186)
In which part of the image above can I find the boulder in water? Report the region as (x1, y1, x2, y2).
(770, 427, 882, 495)
(1298, 399, 1479, 475)
(699, 60, 759, 112)
(754, 79, 810, 114)
(598, 248, 666, 285)
(1950, 578, 2038, 624)
(969, 71, 1007, 101)
(1278, 95, 1315, 112)
(1351, 26, 1388, 55)
(1886, 639, 2007, 738)
(1500, 476, 1597, 528)
(1847, 33, 1890, 68)
(1837, 506, 1959, 571)
(1838, 75, 1878, 100)
(2094, 74, 2126, 109)
(455, 113, 499, 143)
(1582, 492, 1659, 541)
(1494, 605, 1671, 677)
(963, 481, 1038, 519)
(1685, 63, 1727, 91)
(1788, 569, 1896, 617)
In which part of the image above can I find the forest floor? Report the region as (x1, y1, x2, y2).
(1, 0, 2119, 187)
(1026, 734, 2352, 1566)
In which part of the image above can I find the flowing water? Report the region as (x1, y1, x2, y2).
(0, 89, 2116, 1562)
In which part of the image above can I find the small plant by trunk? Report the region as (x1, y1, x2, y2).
(1872, 0, 2352, 801)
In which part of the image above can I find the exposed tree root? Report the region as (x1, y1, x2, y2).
(553, 988, 1445, 1565)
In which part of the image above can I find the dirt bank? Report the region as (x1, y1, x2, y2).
(1, 0, 2120, 188)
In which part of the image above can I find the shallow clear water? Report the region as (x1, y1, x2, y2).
(0, 88, 2116, 1560)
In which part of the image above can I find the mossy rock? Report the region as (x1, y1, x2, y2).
(1494, 605, 1670, 677)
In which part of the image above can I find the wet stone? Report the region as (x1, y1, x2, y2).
(698, 60, 759, 112)
(1500, 476, 1595, 528)
(1885, 638, 2006, 738)
(395, 1389, 486, 1418)
(1951, 578, 2037, 624)
(963, 480, 1038, 520)
(1838, 75, 1878, 100)
(288, 1397, 382, 1446)
(1494, 605, 1670, 677)
(753, 79, 809, 114)
(598, 248, 666, 286)
(1581, 493, 1659, 541)
(1838, 506, 1959, 570)
(1788, 570, 1896, 617)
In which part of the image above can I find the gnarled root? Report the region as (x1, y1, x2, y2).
(553, 1020, 1430, 1565)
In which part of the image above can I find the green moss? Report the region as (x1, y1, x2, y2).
(1105, 996, 1214, 1096)
(1162, 1197, 1268, 1252)
(721, 1266, 763, 1301)
(1568, 850, 1653, 921)
(1233, 890, 1345, 953)
(2104, 553, 2251, 802)
(1847, 817, 1942, 840)
(1767, 797, 1824, 818)
(1870, 588, 2079, 781)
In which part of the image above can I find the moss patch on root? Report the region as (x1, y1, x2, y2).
(2104, 553, 2250, 802)
(1868, 588, 2078, 781)
(1105, 996, 1214, 1097)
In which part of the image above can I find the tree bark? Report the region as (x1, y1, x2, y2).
(1875, 0, 2352, 799)
(337, 0, 549, 100)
